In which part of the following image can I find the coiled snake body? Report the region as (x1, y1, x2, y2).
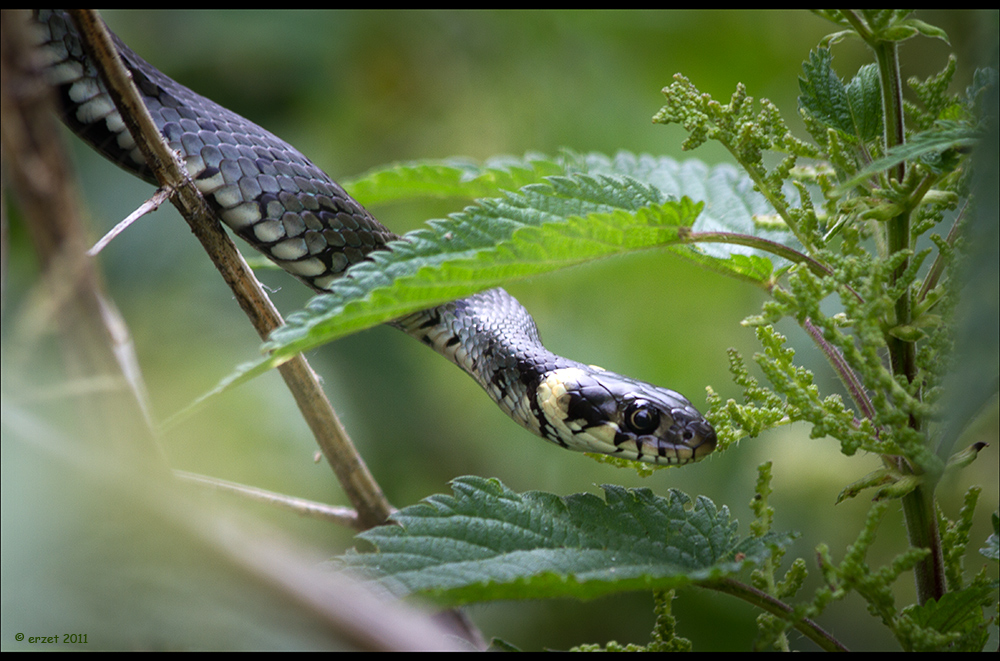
(33, 11, 716, 465)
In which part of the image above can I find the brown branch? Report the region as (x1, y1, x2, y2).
(67, 9, 393, 529)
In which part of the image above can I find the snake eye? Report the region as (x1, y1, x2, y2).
(625, 402, 660, 435)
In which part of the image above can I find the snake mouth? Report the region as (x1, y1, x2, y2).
(684, 417, 718, 459)
(641, 416, 716, 465)
(628, 419, 716, 465)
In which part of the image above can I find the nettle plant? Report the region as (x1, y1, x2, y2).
(221, 11, 995, 651)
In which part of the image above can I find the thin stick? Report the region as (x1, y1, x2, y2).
(88, 187, 171, 256)
(175, 470, 362, 529)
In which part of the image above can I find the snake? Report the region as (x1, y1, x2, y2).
(32, 10, 716, 466)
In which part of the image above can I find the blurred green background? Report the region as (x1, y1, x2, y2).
(4, 9, 996, 651)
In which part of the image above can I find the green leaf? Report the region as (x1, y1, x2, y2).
(798, 48, 883, 144)
(900, 585, 995, 652)
(342, 153, 564, 205)
(339, 476, 796, 605)
(892, 18, 950, 44)
(349, 151, 799, 263)
(844, 63, 884, 143)
(263, 158, 798, 359)
(577, 153, 796, 257)
(799, 49, 852, 135)
(812, 12, 949, 48)
(836, 468, 895, 503)
(265, 174, 701, 357)
(837, 122, 982, 191)
(564, 153, 803, 284)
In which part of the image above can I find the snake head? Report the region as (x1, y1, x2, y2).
(535, 367, 717, 465)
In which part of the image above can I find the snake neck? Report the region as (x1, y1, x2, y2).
(394, 288, 579, 439)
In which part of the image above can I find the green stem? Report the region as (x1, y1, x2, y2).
(869, 33, 943, 606)
(900, 482, 947, 603)
(803, 318, 876, 422)
(874, 40, 916, 384)
(682, 230, 829, 279)
(704, 577, 848, 652)
(683, 230, 866, 307)
(681, 231, 866, 302)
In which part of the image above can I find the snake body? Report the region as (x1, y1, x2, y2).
(32, 11, 716, 465)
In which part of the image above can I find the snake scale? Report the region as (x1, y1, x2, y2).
(32, 10, 716, 466)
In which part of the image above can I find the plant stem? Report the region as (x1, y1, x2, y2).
(705, 578, 848, 652)
(803, 318, 876, 422)
(870, 32, 944, 605)
(874, 40, 916, 386)
(900, 481, 947, 603)
(682, 231, 832, 281)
